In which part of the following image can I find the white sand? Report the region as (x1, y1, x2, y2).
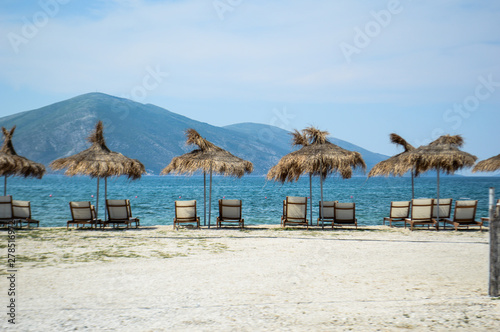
(2, 225, 499, 331)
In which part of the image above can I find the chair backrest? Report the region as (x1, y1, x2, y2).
(453, 200, 478, 222)
(285, 196, 307, 220)
(126, 199, 133, 218)
(319, 201, 337, 220)
(432, 198, 453, 218)
(410, 199, 434, 221)
(106, 199, 129, 220)
(219, 199, 242, 220)
(334, 202, 355, 222)
(12, 200, 31, 219)
(0, 196, 13, 219)
(389, 201, 410, 219)
(70, 201, 94, 221)
(175, 200, 197, 220)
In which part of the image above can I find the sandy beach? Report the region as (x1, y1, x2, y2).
(1, 225, 499, 331)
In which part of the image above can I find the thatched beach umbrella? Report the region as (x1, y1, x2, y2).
(0, 126, 46, 195)
(368, 133, 416, 199)
(402, 135, 477, 223)
(161, 129, 253, 227)
(267, 127, 366, 226)
(473, 154, 500, 173)
(50, 121, 145, 219)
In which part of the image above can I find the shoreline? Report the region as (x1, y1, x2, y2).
(2, 225, 498, 331)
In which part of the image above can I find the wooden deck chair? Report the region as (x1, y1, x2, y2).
(405, 199, 438, 231)
(106, 199, 140, 229)
(383, 201, 410, 227)
(126, 199, 140, 227)
(333, 202, 357, 229)
(217, 199, 244, 228)
(445, 200, 482, 231)
(281, 196, 308, 229)
(480, 199, 500, 225)
(174, 200, 200, 230)
(12, 200, 39, 228)
(317, 201, 337, 228)
(432, 198, 453, 229)
(0, 196, 14, 228)
(68, 201, 100, 230)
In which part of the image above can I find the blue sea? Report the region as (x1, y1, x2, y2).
(5, 175, 500, 227)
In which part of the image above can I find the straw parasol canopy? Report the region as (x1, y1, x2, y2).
(267, 127, 366, 182)
(162, 129, 253, 177)
(267, 127, 366, 226)
(368, 133, 416, 199)
(405, 135, 477, 177)
(161, 129, 253, 227)
(1, 126, 46, 195)
(50, 121, 145, 218)
(401, 134, 477, 224)
(473, 154, 500, 173)
(368, 134, 415, 177)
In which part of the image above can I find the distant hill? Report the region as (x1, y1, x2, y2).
(0, 93, 389, 175)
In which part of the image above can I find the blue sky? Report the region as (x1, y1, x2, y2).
(1, 0, 499, 163)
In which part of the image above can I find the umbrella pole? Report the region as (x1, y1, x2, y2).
(204, 171, 207, 226)
(208, 166, 212, 228)
(411, 169, 415, 200)
(4, 175, 6, 196)
(309, 173, 312, 226)
(104, 178, 108, 222)
(96, 177, 100, 220)
(436, 167, 440, 230)
(320, 173, 324, 228)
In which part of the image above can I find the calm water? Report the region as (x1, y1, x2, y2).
(5, 175, 500, 227)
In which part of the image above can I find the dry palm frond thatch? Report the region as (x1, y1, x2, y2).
(473, 154, 500, 173)
(368, 133, 415, 178)
(0, 126, 45, 179)
(403, 135, 477, 176)
(266, 126, 366, 183)
(161, 129, 253, 228)
(50, 121, 145, 179)
(161, 129, 253, 177)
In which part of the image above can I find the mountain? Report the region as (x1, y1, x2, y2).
(0, 93, 389, 175)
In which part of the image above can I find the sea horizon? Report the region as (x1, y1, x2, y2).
(5, 174, 500, 228)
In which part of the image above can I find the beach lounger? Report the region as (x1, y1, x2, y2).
(12, 200, 39, 228)
(432, 198, 453, 229)
(405, 199, 438, 231)
(317, 201, 337, 228)
(445, 200, 482, 231)
(174, 200, 200, 230)
(0, 196, 14, 228)
(106, 199, 140, 229)
(281, 196, 308, 229)
(333, 202, 357, 229)
(68, 201, 100, 230)
(383, 201, 410, 227)
(480, 199, 500, 225)
(217, 199, 244, 229)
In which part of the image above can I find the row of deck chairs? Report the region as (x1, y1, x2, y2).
(173, 199, 244, 229)
(384, 198, 490, 231)
(67, 200, 140, 230)
(281, 197, 358, 230)
(0, 196, 39, 228)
